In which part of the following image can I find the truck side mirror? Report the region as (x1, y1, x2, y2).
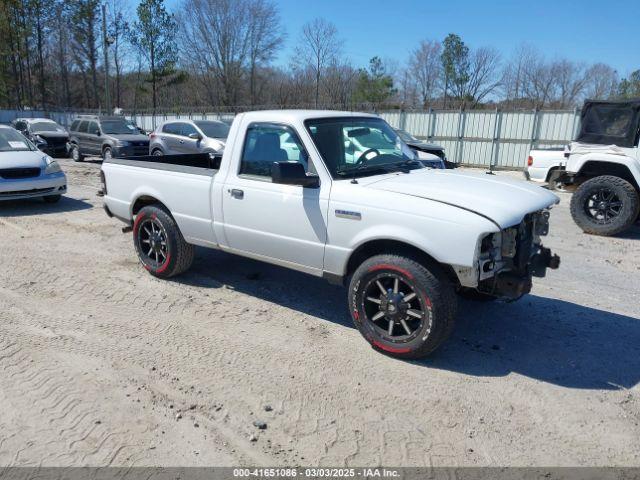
(271, 161, 319, 188)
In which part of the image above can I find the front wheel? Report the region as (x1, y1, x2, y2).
(348, 254, 457, 359)
(570, 175, 639, 236)
(102, 147, 113, 161)
(133, 205, 195, 278)
(70, 144, 84, 162)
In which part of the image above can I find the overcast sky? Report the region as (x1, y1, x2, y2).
(160, 0, 638, 76)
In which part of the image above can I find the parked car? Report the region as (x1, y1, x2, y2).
(102, 110, 560, 359)
(558, 99, 640, 236)
(68, 115, 149, 162)
(149, 120, 229, 156)
(0, 125, 66, 203)
(12, 118, 70, 158)
(394, 128, 454, 169)
(524, 148, 567, 189)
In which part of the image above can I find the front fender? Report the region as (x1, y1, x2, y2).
(569, 153, 640, 186)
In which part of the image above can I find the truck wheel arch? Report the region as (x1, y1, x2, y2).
(345, 239, 458, 286)
(577, 161, 639, 191)
(132, 195, 168, 216)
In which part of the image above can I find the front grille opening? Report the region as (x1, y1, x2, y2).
(0, 168, 41, 179)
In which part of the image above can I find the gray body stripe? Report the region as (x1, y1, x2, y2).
(104, 158, 216, 177)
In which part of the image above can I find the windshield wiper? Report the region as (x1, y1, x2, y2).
(336, 160, 420, 177)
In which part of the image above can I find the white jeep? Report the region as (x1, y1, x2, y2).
(560, 99, 640, 236)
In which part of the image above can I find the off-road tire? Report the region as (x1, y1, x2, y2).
(348, 254, 457, 359)
(43, 194, 62, 204)
(70, 144, 84, 162)
(570, 175, 639, 236)
(133, 205, 195, 278)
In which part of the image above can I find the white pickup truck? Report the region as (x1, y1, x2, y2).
(102, 110, 560, 358)
(524, 148, 567, 189)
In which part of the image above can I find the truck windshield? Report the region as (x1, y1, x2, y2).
(0, 128, 36, 152)
(101, 120, 139, 135)
(305, 117, 420, 178)
(194, 121, 230, 139)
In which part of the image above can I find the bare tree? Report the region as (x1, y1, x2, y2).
(247, 0, 284, 105)
(501, 44, 536, 107)
(466, 47, 501, 106)
(584, 63, 618, 100)
(178, 0, 283, 106)
(292, 18, 342, 108)
(108, 0, 131, 109)
(323, 60, 358, 108)
(409, 40, 441, 107)
(551, 59, 588, 108)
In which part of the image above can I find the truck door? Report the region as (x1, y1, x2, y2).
(221, 122, 329, 273)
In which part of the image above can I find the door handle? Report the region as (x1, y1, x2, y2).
(228, 188, 244, 199)
(179, 140, 184, 144)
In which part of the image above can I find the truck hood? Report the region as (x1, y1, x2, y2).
(0, 150, 46, 169)
(363, 169, 559, 228)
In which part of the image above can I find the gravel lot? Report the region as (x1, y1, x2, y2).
(0, 158, 639, 467)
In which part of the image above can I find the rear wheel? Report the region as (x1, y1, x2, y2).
(546, 169, 566, 191)
(570, 175, 639, 236)
(70, 144, 84, 162)
(348, 254, 457, 359)
(133, 205, 195, 278)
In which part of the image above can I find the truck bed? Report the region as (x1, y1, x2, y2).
(102, 152, 222, 247)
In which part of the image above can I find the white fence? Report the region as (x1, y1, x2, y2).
(1, 108, 582, 170)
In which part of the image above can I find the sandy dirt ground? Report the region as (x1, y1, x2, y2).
(0, 159, 639, 468)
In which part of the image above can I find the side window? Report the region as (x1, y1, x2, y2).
(88, 121, 99, 135)
(78, 120, 89, 133)
(162, 123, 179, 135)
(70, 120, 80, 132)
(180, 123, 198, 137)
(240, 124, 309, 178)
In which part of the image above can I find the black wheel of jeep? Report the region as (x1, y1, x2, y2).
(70, 144, 84, 162)
(348, 254, 457, 359)
(103, 146, 113, 161)
(133, 205, 195, 278)
(570, 175, 640, 236)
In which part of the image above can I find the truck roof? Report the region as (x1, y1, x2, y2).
(239, 110, 379, 123)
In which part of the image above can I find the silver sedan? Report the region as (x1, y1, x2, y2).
(0, 125, 67, 203)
